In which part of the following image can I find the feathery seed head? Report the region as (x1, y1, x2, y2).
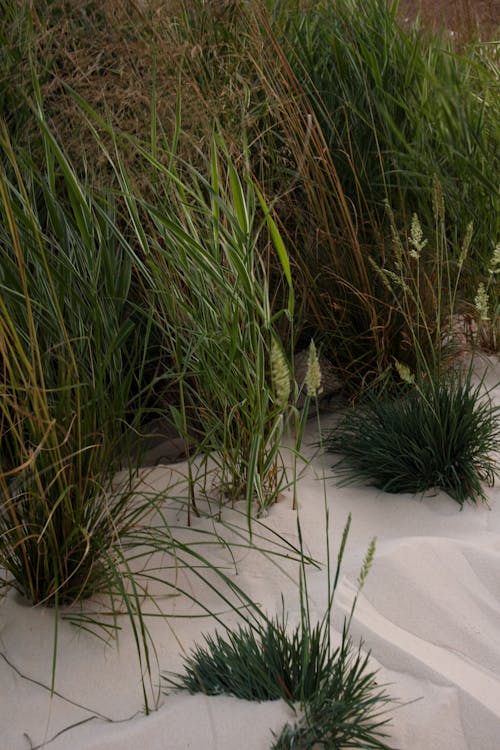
(409, 214, 427, 259)
(459, 222, 473, 270)
(432, 175, 445, 222)
(488, 243, 500, 277)
(305, 340, 322, 398)
(474, 282, 490, 321)
(394, 359, 415, 385)
(271, 340, 290, 409)
(357, 537, 376, 590)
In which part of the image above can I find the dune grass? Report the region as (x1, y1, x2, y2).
(323, 193, 499, 508)
(0, 109, 308, 713)
(0, 0, 499, 738)
(252, 0, 499, 385)
(326, 369, 500, 506)
(168, 598, 393, 750)
(166, 503, 393, 747)
(165, 373, 393, 745)
(0, 113, 167, 706)
(134, 139, 295, 515)
(277, 0, 498, 257)
(69, 86, 297, 515)
(0, 117, 155, 602)
(2, 0, 498, 380)
(0, 86, 302, 710)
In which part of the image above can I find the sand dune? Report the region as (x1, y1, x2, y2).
(1, 357, 499, 749)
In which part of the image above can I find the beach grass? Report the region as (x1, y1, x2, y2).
(326, 368, 500, 506)
(0, 0, 499, 739)
(250, 0, 499, 387)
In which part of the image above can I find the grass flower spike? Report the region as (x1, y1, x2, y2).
(475, 282, 490, 321)
(357, 537, 377, 591)
(488, 243, 500, 277)
(409, 213, 427, 259)
(271, 339, 291, 410)
(305, 340, 322, 398)
(432, 175, 445, 222)
(394, 360, 415, 385)
(458, 222, 473, 269)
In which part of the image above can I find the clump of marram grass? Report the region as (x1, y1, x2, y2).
(271, 638, 393, 750)
(254, 0, 498, 390)
(97, 119, 295, 516)
(326, 370, 500, 507)
(0, 118, 155, 605)
(0, 113, 168, 709)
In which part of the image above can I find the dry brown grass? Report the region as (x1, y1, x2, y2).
(397, 0, 499, 41)
(5, 0, 262, 181)
(38, 1, 203, 168)
(6, 0, 496, 183)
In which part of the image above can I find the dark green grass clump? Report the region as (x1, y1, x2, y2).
(326, 372, 500, 507)
(165, 615, 393, 749)
(272, 646, 393, 749)
(167, 615, 335, 702)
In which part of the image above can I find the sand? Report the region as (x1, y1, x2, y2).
(1, 356, 499, 750)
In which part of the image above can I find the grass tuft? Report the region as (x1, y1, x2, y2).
(326, 369, 500, 506)
(166, 611, 339, 703)
(271, 631, 393, 749)
(168, 614, 393, 749)
(166, 507, 394, 747)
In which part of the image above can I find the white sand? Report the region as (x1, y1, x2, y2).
(1, 356, 500, 750)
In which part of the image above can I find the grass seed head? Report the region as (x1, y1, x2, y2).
(357, 537, 376, 590)
(305, 340, 322, 398)
(409, 213, 427, 259)
(488, 242, 500, 277)
(432, 175, 445, 222)
(475, 282, 490, 321)
(394, 359, 415, 385)
(459, 222, 473, 269)
(271, 339, 290, 410)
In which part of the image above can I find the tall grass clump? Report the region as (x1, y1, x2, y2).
(94, 107, 295, 516)
(0, 116, 159, 609)
(247, 0, 499, 387)
(368, 179, 474, 380)
(2, 1, 497, 392)
(325, 197, 500, 507)
(278, 0, 498, 268)
(150, 140, 294, 516)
